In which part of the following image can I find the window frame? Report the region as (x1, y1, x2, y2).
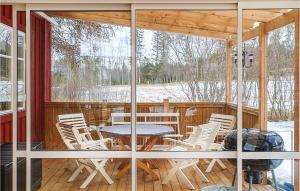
(0, 22, 26, 115)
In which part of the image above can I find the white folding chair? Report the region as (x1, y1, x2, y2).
(56, 122, 84, 169)
(162, 122, 220, 190)
(57, 113, 114, 188)
(206, 113, 236, 173)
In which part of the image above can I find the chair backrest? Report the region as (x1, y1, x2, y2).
(57, 113, 93, 146)
(209, 113, 236, 135)
(111, 112, 180, 135)
(185, 122, 220, 151)
(56, 122, 78, 150)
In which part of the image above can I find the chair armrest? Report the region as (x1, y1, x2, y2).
(209, 143, 222, 151)
(163, 134, 183, 139)
(163, 138, 194, 148)
(81, 138, 113, 149)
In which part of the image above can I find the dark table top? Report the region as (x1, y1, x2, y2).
(99, 124, 174, 136)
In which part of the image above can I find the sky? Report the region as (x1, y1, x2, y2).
(80, 26, 154, 58)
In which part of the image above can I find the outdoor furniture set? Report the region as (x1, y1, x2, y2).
(56, 111, 236, 189)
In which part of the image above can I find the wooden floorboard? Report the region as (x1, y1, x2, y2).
(38, 159, 275, 191)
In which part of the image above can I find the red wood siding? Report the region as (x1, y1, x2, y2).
(0, 5, 26, 32)
(0, 5, 52, 144)
(0, 111, 26, 144)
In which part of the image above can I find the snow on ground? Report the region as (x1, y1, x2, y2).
(268, 121, 294, 184)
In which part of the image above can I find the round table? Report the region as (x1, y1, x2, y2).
(100, 124, 174, 180)
(100, 124, 175, 136)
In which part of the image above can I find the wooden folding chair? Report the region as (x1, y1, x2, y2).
(205, 113, 236, 172)
(162, 122, 220, 190)
(57, 113, 114, 188)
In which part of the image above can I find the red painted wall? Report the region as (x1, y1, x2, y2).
(0, 5, 26, 32)
(0, 5, 52, 144)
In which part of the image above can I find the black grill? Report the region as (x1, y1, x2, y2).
(223, 128, 284, 191)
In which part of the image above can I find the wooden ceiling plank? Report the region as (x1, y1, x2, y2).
(47, 8, 295, 42)
(47, 11, 231, 40)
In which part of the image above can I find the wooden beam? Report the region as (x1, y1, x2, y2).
(258, 23, 267, 131)
(137, 11, 240, 34)
(243, 10, 284, 22)
(225, 40, 233, 103)
(264, 9, 297, 33)
(294, 9, 300, 191)
(232, 9, 297, 44)
(242, 27, 259, 42)
(200, 10, 282, 23)
(47, 11, 232, 39)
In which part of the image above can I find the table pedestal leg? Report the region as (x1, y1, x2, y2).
(116, 136, 160, 180)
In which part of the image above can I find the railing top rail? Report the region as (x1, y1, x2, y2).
(111, 112, 180, 117)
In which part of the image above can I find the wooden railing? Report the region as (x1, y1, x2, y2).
(44, 101, 259, 149)
(226, 103, 259, 128)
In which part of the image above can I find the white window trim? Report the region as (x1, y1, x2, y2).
(0, 23, 26, 113)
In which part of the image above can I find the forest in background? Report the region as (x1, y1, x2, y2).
(51, 17, 295, 121)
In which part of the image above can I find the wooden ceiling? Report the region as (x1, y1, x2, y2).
(46, 9, 294, 40)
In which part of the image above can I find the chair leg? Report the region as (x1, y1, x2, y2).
(192, 164, 209, 182)
(85, 165, 93, 173)
(68, 164, 85, 182)
(80, 170, 98, 189)
(206, 159, 227, 173)
(177, 169, 195, 190)
(216, 159, 227, 169)
(205, 159, 217, 173)
(98, 166, 114, 184)
(162, 166, 178, 185)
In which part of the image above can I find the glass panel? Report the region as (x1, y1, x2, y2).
(242, 159, 298, 191)
(0, 143, 13, 190)
(242, 37, 259, 108)
(0, 57, 11, 82)
(31, 158, 131, 191)
(135, 9, 237, 152)
(137, 158, 236, 190)
(267, 22, 295, 152)
(17, 60, 24, 81)
(0, 57, 11, 111)
(17, 34, 24, 59)
(31, 11, 131, 151)
(242, 9, 296, 152)
(0, 23, 11, 56)
(17, 157, 27, 191)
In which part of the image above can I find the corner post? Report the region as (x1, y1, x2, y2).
(226, 40, 233, 104)
(258, 23, 268, 131)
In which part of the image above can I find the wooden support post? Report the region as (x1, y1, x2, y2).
(294, 10, 300, 191)
(226, 40, 233, 103)
(258, 23, 268, 131)
(163, 98, 169, 113)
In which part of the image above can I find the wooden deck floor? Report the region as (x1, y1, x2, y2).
(38, 159, 275, 191)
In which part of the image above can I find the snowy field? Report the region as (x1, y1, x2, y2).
(268, 121, 294, 184)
